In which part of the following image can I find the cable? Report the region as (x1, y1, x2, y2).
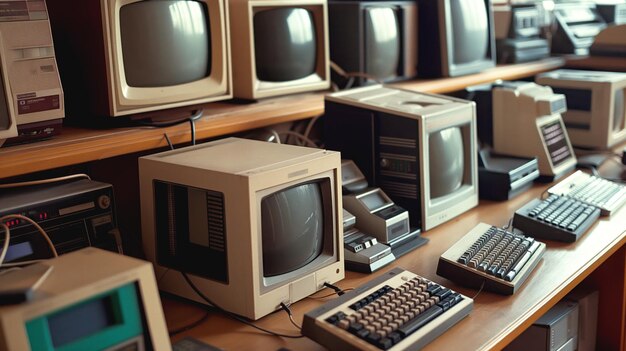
(303, 114, 322, 141)
(279, 302, 302, 330)
(1, 259, 46, 268)
(472, 280, 486, 300)
(180, 272, 304, 339)
(323, 282, 346, 296)
(308, 288, 355, 300)
(0, 223, 10, 267)
(0, 214, 58, 258)
(277, 131, 318, 148)
(502, 217, 514, 230)
(0, 174, 91, 189)
(189, 117, 197, 146)
(164, 133, 174, 150)
(329, 61, 383, 90)
(168, 310, 211, 336)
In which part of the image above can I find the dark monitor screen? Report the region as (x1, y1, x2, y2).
(261, 181, 325, 277)
(120, 0, 211, 87)
(364, 7, 400, 81)
(0, 73, 9, 131)
(450, 0, 490, 65)
(541, 121, 572, 166)
(254, 8, 317, 82)
(429, 126, 464, 199)
(614, 89, 625, 132)
(49, 296, 117, 347)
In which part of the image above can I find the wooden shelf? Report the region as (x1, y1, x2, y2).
(164, 178, 626, 351)
(0, 57, 565, 179)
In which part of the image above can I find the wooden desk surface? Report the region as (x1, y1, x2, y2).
(164, 172, 626, 351)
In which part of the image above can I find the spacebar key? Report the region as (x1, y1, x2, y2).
(398, 306, 444, 337)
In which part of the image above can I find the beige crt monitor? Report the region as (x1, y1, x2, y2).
(139, 138, 344, 320)
(536, 69, 626, 149)
(0, 248, 170, 351)
(229, 0, 330, 100)
(46, 0, 231, 118)
(0, 0, 63, 145)
(492, 82, 576, 180)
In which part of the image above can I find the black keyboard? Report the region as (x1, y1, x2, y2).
(437, 223, 546, 295)
(302, 268, 473, 350)
(513, 194, 600, 242)
(547, 170, 626, 216)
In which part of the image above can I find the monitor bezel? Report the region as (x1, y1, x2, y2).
(105, 0, 232, 114)
(229, 0, 330, 100)
(256, 170, 339, 293)
(420, 107, 478, 229)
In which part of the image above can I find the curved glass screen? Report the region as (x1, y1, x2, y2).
(450, 0, 489, 65)
(429, 126, 464, 199)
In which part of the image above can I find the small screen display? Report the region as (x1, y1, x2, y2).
(429, 126, 465, 199)
(5, 241, 34, 262)
(254, 8, 317, 82)
(48, 296, 118, 347)
(541, 121, 572, 166)
(360, 191, 389, 211)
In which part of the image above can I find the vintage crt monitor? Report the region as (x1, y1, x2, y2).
(536, 69, 626, 149)
(492, 82, 577, 181)
(0, 0, 63, 145)
(417, 0, 495, 77)
(0, 248, 170, 351)
(46, 0, 231, 120)
(324, 85, 478, 231)
(328, 0, 418, 86)
(493, 3, 550, 63)
(139, 138, 344, 320)
(229, 0, 330, 100)
(551, 2, 607, 55)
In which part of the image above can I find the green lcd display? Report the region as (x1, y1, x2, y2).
(25, 283, 144, 351)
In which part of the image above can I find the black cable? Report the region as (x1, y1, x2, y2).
(308, 288, 355, 300)
(180, 272, 304, 339)
(279, 302, 302, 330)
(168, 310, 210, 336)
(164, 133, 174, 150)
(323, 282, 345, 296)
(189, 117, 197, 146)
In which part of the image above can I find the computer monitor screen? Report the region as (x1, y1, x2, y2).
(261, 181, 325, 277)
(229, 0, 329, 99)
(254, 8, 316, 82)
(120, 1, 211, 87)
(365, 7, 400, 81)
(47, 0, 231, 119)
(140, 138, 343, 320)
(418, 0, 495, 77)
(429, 126, 464, 199)
(450, 0, 489, 65)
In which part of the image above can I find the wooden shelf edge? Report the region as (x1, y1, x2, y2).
(0, 58, 566, 179)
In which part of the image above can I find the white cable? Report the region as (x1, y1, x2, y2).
(0, 223, 10, 267)
(0, 214, 58, 258)
(0, 174, 91, 189)
(278, 131, 318, 148)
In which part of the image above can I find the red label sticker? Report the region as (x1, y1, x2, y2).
(17, 95, 60, 115)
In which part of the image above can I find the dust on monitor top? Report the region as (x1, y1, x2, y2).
(325, 85, 473, 117)
(142, 137, 333, 174)
(538, 69, 626, 83)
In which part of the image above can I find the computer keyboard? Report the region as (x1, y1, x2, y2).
(437, 223, 546, 295)
(302, 267, 473, 350)
(547, 170, 626, 216)
(513, 194, 601, 242)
